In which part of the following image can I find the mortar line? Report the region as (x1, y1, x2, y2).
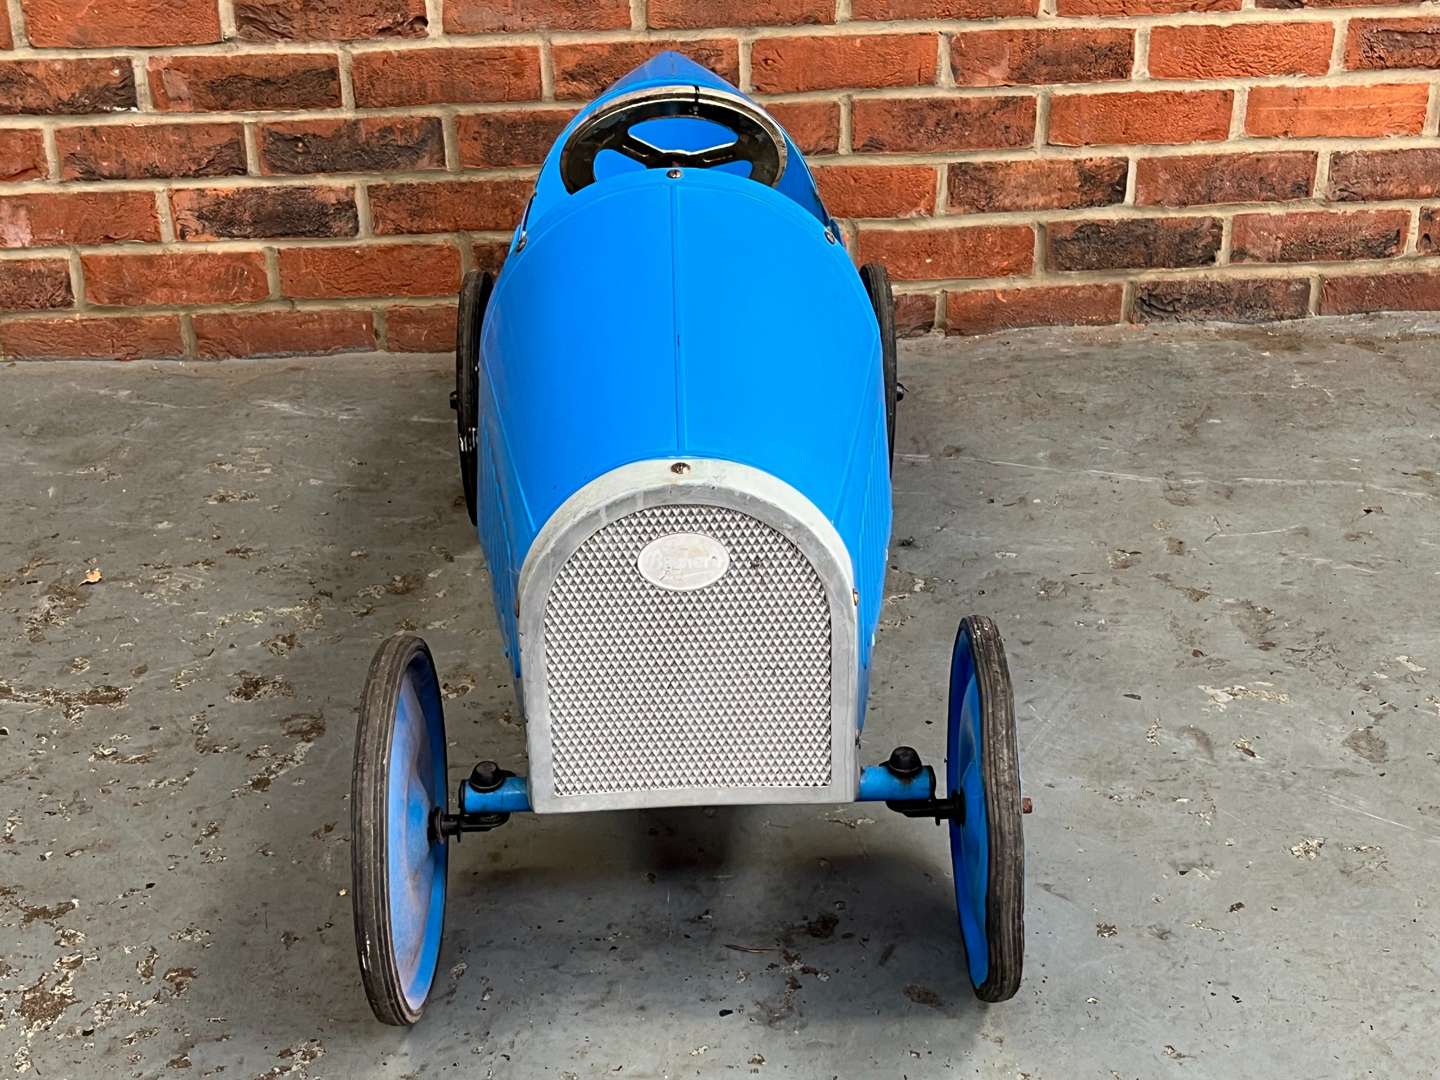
(178, 311, 198, 357)
(218, 0, 237, 39)
(4, 0, 28, 46)
(241, 123, 261, 176)
(1328, 17, 1348, 75)
(337, 47, 356, 110)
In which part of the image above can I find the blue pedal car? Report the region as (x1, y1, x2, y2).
(351, 52, 1025, 1025)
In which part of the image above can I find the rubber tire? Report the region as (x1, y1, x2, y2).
(455, 270, 493, 526)
(352, 633, 449, 1026)
(860, 262, 898, 470)
(951, 615, 1024, 1003)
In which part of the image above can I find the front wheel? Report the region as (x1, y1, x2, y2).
(946, 615, 1024, 1002)
(352, 634, 450, 1025)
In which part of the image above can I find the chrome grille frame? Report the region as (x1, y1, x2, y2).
(517, 459, 859, 813)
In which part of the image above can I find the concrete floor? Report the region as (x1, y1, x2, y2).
(1, 314, 1438, 1080)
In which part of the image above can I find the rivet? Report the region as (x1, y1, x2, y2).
(667, 168, 683, 179)
(515, 233, 527, 253)
(824, 228, 837, 245)
(670, 461, 691, 475)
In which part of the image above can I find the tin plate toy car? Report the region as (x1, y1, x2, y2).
(351, 52, 1025, 1025)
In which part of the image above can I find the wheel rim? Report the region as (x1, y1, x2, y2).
(386, 655, 448, 1012)
(947, 625, 991, 989)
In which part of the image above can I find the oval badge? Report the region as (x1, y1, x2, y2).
(637, 532, 731, 591)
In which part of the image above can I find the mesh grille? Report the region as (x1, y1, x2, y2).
(543, 504, 832, 796)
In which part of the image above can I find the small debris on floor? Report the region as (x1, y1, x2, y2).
(1290, 838, 1326, 859)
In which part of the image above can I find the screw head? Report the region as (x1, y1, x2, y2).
(886, 745, 922, 778)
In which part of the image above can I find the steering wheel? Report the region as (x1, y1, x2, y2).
(559, 85, 788, 194)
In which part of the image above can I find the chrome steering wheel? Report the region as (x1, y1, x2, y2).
(559, 85, 787, 194)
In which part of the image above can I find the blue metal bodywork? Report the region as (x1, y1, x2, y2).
(475, 52, 891, 712)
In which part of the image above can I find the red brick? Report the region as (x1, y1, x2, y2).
(456, 109, 574, 168)
(0, 59, 137, 116)
(0, 190, 160, 247)
(814, 165, 936, 219)
(1149, 23, 1332, 78)
(947, 158, 1126, 214)
(766, 101, 840, 154)
(149, 54, 340, 112)
(552, 40, 739, 100)
(1058, 0, 1237, 12)
(855, 226, 1033, 281)
(1049, 90, 1232, 146)
(1136, 152, 1315, 207)
(751, 33, 937, 93)
(946, 283, 1122, 334)
(1246, 84, 1428, 137)
(0, 259, 73, 310)
(278, 243, 461, 298)
(235, 0, 425, 40)
(1320, 271, 1440, 315)
(650, 0, 832, 27)
(1328, 148, 1440, 201)
(894, 293, 937, 336)
(83, 250, 269, 306)
(854, 0, 1035, 16)
(473, 239, 509, 276)
(193, 309, 375, 358)
(0, 315, 184, 360)
(21, 0, 221, 46)
(852, 96, 1034, 152)
(446, 0, 627, 32)
(1132, 277, 1310, 323)
(57, 123, 245, 181)
(0, 129, 46, 182)
(259, 116, 445, 175)
(353, 46, 541, 107)
(0, 5, 10, 48)
(385, 304, 457, 352)
(952, 29, 1133, 87)
(369, 179, 533, 235)
(171, 186, 358, 240)
(1047, 217, 1221, 270)
(1345, 18, 1440, 70)
(1420, 207, 1437, 254)
(1232, 210, 1408, 263)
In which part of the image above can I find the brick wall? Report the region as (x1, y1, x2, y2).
(1, 1, 1438, 359)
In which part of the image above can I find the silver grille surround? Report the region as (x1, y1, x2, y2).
(518, 459, 859, 813)
(545, 504, 832, 796)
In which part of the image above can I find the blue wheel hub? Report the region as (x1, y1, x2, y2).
(948, 625, 991, 988)
(387, 659, 448, 1012)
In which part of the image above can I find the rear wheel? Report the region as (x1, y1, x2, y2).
(352, 634, 450, 1025)
(946, 615, 1024, 1002)
(860, 262, 898, 470)
(453, 270, 493, 526)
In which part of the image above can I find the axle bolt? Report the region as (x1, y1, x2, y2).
(470, 760, 502, 792)
(885, 745, 922, 779)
